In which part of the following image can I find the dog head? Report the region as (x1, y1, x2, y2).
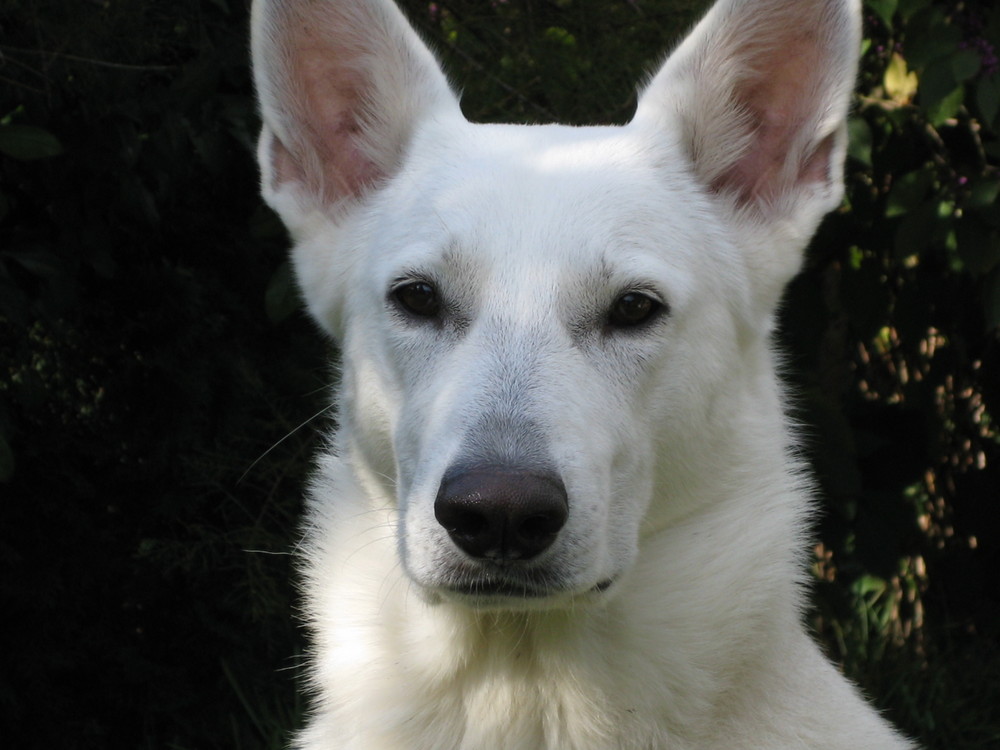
(252, 0, 860, 607)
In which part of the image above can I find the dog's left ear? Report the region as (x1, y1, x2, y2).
(251, 0, 460, 233)
(633, 0, 860, 313)
(250, 0, 462, 334)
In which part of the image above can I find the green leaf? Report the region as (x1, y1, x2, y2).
(919, 58, 958, 110)
(905, 15, 962, 70)
(977, 74, 1000, 126)
(0, 124, 64, 160)
(926, 86, 964, 127)
(867, 0, 898, 28)
(894, 203, 941, 260)
(956, 219, 1000, 276)
(918, 53, 965, 124)
(886, 169, 935, 218)
(5, 250, 60, 278)
(852, 574, 888, 597)
(968, 178, 1000, 212)
(951, 48, 981, 83)
(898, 0, 930, 21)
(543, 27, 576, 47)
(847, 117, 873, 166)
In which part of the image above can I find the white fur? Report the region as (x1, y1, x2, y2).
(251, 0, 917, 747)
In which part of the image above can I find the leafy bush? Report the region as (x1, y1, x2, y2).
(789, 3, 1000, 744)
(0, 1, 996, 748)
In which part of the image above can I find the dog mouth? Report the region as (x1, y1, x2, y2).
(439, 574, 617, 604)
(446, 580, 551, 599)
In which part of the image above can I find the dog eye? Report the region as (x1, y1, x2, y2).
(392, 281, 441, 318)
(608, 292, 664, 328)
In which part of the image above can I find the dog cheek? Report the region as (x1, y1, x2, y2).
(343, 379, 399, 504)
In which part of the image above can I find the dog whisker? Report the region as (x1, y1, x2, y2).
(238, 403, 335, 485)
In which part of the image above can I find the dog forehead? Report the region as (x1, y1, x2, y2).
(378, 120, 714, 269)
(356, 118, 751, 327)
(416, 121, 684, 214)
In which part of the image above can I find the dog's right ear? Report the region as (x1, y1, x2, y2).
(632, 0, 860, 318)
(251, 0, 460, 233)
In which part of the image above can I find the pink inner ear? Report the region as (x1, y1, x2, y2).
(300, 58, 384, 201)
(714, 36, 834, 205)
(270, 26, 386, 204)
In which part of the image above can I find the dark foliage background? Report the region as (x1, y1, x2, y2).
(0, 0, 997, 748)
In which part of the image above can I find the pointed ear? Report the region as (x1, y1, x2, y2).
(251, 0, 461, 232)
(633, 0, 860, 308)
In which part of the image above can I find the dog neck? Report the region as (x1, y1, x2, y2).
(300, 457, 805, 748)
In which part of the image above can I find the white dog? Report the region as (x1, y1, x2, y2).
(251, 0, 916, 747)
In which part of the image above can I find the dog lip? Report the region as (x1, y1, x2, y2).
(445, 580, 550, 598)
(441, 576, 617, 601)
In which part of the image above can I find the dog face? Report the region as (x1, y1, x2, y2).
(341, 122, 744, 602)
(252, 0, 860, 607)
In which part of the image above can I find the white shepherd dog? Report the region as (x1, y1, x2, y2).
(251, 0, 917, 747)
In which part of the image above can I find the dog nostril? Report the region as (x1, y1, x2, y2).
(438, 506, 488, 537)
(519, 512, 563, 542)
(434, 468, 568, 562)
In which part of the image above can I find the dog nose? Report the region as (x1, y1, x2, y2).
(434, 468, 568, 561)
